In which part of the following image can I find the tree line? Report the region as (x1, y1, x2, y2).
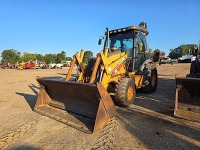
(1, 49, 73, 64)
(2, 45, 196, 64)
(1, 48, 162, 65)
(1, 49, 95, 64)
(168, 44, 198, 59)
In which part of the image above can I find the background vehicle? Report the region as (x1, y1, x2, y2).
(55, 63, 63, 68)
(48, 63, 63, 69)
(34, 62, 47, 69)
(174, 46, 200, 122)
(62, 60, 71, 67)
(34, 22, 159, 133)
(0, 60, 17, 69)
(178, 54, 192, 63)
(18, 61, 36, 69)
(1, 63, 17, 69)
(159, 56, 172, 65)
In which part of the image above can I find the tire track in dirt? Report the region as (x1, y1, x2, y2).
(0, 121, 37, 149)
(91, 117, 120, 150)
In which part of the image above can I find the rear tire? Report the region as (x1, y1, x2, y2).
(139, 68, 157, 93)
(190, 61, 197, 75)
(115, 78, 136, 107)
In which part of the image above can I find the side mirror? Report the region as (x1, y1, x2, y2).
(98, 36, 104, 45)
(98, 39, 102, 45)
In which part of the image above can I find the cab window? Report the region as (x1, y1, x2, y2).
(108, 32, 134, 54)
(134, 32, 147, 70)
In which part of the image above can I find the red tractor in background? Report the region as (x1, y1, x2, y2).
(0, 60, 17, 69)
(18, 61, 36, 70)
(24, 61, 36, 69)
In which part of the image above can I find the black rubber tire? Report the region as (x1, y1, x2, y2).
(139, 68, 158, 93)
(115, 78, 136, 107)
(190, 61, 197, 75)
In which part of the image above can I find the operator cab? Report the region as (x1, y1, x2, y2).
(102, 25, 149, 71)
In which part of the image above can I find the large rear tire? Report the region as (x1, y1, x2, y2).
(139, 68, 158, 93)
(115, 78, 136, 107)
(190, 61, 197, 75)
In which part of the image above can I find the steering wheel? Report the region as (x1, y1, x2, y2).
(118, 45, 128, 52)
(118, 47, 122, 50)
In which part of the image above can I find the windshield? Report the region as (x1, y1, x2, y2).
(106, 32, 134, 57)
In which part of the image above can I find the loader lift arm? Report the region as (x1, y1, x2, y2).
(66, 49, 85, 82)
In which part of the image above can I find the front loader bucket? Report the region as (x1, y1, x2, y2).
(174, 77, 200, 122)
(34, 77, 115, 134)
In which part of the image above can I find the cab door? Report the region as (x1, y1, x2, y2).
(134, 32, 147, 71)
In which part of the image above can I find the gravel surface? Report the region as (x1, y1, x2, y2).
(0, 64, 199, 150)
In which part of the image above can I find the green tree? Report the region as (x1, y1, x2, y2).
(179, 44, 197, 55)
(168, 48, 182, 59)
(168, 44, 197, 59)
(83, 51, 93, 64)
(56, 51, 66, 63)
(160, 51, 165, 56)
(20, 52, 36, 62)
(44, 54, 57, 64)
(35, 54, 44, 62)
(1, 49, 20, 63)
(60, 51, 66, 60)
(66, 57, 72, 61)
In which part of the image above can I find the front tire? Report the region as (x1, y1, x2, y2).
(115, 78, 136, 107)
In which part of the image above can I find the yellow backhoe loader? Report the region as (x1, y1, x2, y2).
(34, 22, 159, 133)
(174, 46, 200, 122)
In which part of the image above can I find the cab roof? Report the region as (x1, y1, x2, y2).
(105, 25, 149, 35)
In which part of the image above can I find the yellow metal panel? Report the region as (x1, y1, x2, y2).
(100, 51, 127, 76)
(106, 52, 127, 65)
(128, 72, 135, 80)
(77, 73, 83, 82)
(130, 26, 138, 29)
(102, 73, 119, 89)
(110, 76, 120, 83)
(135, 75, 144, 87)
(66, 50, 85, 81)
(101, 73, 111, 89)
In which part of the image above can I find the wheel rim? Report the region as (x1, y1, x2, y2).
(127, 86, 134, 101)
(151, 72, 157, 87)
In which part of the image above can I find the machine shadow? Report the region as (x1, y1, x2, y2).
(115, 76, 200, 149)
(11, 145, 40, 150)
(135, 77, 176, 116)
(116, 106, 200, 149)
(57, 73, 78, 78)
(57, 73, 67, 76)
(157, 74, 174, 77)
(16, 84, 40, 110)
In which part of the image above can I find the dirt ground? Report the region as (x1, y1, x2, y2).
(0, 63, 199, 150)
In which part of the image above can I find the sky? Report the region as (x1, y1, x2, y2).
(0, 0, 200, 57)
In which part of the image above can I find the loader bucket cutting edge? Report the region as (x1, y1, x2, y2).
(174, 77, 200, 122)
(34, 77, 115, 133)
